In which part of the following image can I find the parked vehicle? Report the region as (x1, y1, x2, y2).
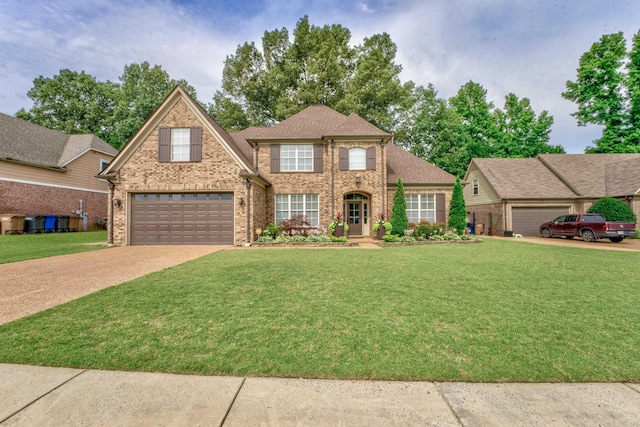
(539, 214, 636, 243)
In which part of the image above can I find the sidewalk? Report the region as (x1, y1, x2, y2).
(2, 364, 639, 426)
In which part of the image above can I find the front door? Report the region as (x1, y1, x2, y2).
(347, 201, 362, 235)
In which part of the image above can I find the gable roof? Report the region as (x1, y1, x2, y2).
(0, 113, 117, 170)
(386, 143, 457, 185)
(468, 154, 640, 200)
(101, 86, 260, 179)
(245, 105, 391, 141)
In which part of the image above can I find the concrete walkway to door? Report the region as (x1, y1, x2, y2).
(0, 245, 224, 325)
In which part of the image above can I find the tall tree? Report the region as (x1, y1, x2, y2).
(16, 69, 116, 136)
(493, 93, 563, 157)
(627, 31, 640, 149)
(109, 62, 198, 148)
(562, 32, 629, 152)
(209, 16, 413, 133)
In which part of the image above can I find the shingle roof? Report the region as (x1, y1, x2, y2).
(469, 154, 640, 200)
(539, 153, 640, 197)
(0, 112, 117, 169)
(247, 105, 391, 140)
(386, 143, 457, 185)
(471, 158, 577, 199)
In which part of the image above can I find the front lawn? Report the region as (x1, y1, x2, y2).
(0, 239, 638, 382)
(0, 231, 108, 264)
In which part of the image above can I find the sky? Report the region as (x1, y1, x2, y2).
(1, 0, 639, 154)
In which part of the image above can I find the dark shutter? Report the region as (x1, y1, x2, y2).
(270, 144, 280, 173)
(313, 144, 323, 172)
(339, 147, 348, 171)
(158, 127, 170, 162)
(436, 193, 446, 224)
(366, 146, 376, 170)
(190, 127, 202, 162)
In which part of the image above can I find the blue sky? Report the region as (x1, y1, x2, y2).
(1, 0, 639, 153)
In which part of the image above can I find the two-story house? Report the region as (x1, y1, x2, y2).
(100, 87, 456, 245)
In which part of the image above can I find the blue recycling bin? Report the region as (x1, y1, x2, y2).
(44, 215, 58, 232)
(467, 222, 475, 235)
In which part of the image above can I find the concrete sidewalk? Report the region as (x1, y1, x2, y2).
(2, 364, 639, 426)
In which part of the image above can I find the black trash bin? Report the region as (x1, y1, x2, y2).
(44, 215, 57, 232)
(24, 215, 45, 233)
(57, 215, 70, 232)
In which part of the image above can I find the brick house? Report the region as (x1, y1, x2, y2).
(0, 113, 118, 230)
(100, 87, 456, 245)
(463, 154, 640, 237)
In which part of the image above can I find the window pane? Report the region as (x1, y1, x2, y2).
(349, 148, 366, 169)
(280, 145, 313, 171)
(171, 128, 190, 161)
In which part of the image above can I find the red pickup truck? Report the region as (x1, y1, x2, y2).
(539, 213, 637, 243)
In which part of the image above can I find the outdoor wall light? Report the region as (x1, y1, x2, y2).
(355, 176, 362, 185)
(113, 199, 121, 208)
(238, 197, 245, 206)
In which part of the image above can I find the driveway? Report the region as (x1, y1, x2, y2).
(485, 235, 640, 252)
(0, 246, 223, 325)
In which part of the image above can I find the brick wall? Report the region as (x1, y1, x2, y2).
(0, 180, 107, 230)
(110, 98, 250, 245)
(467, 203, 504, 236)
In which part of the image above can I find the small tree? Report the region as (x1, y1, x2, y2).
(587, 197, 637, 222)
(391, 178, 409, 236)
(448, 177, 467, 235)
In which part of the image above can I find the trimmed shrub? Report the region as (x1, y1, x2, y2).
(448, 177, 467, 235)
(391, 178, 409, 236)
(587, 197, 637, 222)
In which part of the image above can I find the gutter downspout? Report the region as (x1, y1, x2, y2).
(107, 180, 115, 245)
(331, 140, 335, 220)
(245, 178, 252, 244)
(380, 136, 389, 213)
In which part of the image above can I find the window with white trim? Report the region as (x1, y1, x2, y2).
(281, 144, 313, 171)
(405, 194, 435, 224)
(473, 179, 479, 196)
(171, 128, 191, 161)
(348, 148, 366, 170)
(275, 194, 319, 226)
(99, 159, 110, 172)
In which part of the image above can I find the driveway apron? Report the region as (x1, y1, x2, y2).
(0, 245, 223, 325)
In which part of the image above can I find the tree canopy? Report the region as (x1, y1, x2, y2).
(563, 30, 640, 153)
(16, 62, 198, 149)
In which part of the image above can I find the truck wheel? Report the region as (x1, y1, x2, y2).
(541, 228, 552, 238)
(609, 237, 624, 243)
(582, 230, 595, 242)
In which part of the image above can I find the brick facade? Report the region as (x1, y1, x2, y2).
(0, 180, 107, 231)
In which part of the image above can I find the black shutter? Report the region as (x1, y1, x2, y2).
(366, 146, 376, 170)
(158, 127, 170, 162)
(314, 144, 323, 172)
(190, 127, 202, 162)
(436, 193, 446, 224)
(270, 144, 280, 173)
(339, 147, 348, 170)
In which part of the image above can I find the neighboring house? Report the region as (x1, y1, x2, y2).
(100, 86, 456, 245)
(0, 113, 119, 230)
(463, 154, 640, 236)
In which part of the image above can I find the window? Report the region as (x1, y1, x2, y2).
(171, 128, 191, 161)
(473, 179, 479, 196)
(100, 159, 110, 172)
(349, 148, 366, 170)
(280, 145, 313, 171)
(275, 194, 319, 226)
(405, 194, 435, 224)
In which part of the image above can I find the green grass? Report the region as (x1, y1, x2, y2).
(0, 231, 108, 264)
(0, 239, 639, 382)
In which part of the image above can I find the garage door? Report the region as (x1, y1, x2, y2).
(511, 207, 570, 237)
(131, 193, 234, 245)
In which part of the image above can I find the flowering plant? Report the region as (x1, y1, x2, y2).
(372, 212, 392, 234)
(328, 212, 349, 234)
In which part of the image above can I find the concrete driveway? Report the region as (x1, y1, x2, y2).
(0, 245, 223, 325)
(485, 235, 640, 252)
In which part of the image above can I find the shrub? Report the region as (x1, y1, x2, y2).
(262, 223, 282, 239)
(391, 178, 409, 236)
(587, 197, 637, 222)
(412, 221, 446, 239)
(383, 234, 401, 243)
(448, 177, 467, 235)
(330, 236, 348, 242)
